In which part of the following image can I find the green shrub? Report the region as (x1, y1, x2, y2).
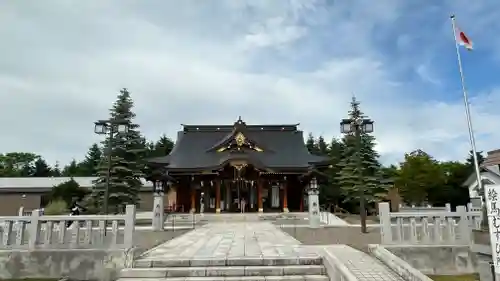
(44, 200, 68, 215)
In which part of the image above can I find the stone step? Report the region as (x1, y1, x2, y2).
(120, 265, 326, 278)
(134, 256, 323, 268)
(118, 275, 329, 280)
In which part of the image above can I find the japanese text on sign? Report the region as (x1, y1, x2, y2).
(485, 185, 500, 271)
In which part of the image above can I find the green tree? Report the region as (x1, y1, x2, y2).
(62, 159, 80, 177)
(49, 178, 89, 207)
(428, 161, 469, 207)
(396, 149, 443, 205)
(146, 135, 174, 158)
(317, 136, 329, 156)
(466, 150, 485, 169)
(91, 88, 145, 213)
(305, 133, 319, 155)
(0, 152, 39, 177)
(78, 143, 103, 176)
(319, 138, 344, 209)
(33, 157, 52, 177)
(51, 161, 62, 177)
(336, 97, 388, 212)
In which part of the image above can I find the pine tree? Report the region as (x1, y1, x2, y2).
(154, 135, 174, 156)
(62, 159, 80, 177)
(91, 88, 145, 214)
(319, 138, 344, 209)
(336, 97, 387, 211)
(145, 135, 175, 158)
(317, 136, 329, 155)
(306, 133, 319, 155)
(52, 161, 62, 177)
(78, 143, 103, 176)
(33, 157, 52, 177)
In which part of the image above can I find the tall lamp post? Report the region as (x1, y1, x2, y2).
(94, 119, 129, 215)
(340, 117, 374, 234)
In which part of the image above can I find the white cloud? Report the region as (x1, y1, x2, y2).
(0, 0, 499, 167)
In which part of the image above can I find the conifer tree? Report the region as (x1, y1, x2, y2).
(319, 138, 344, 209)
(305, 133, 318, 154)
(91, 88, 145, 213)
(336, 97, 388, 211)
(78, 143, 103, 176)
(317, 136, 329, 155)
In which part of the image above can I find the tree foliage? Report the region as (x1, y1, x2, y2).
(49, 178, 89, 207)
(336, 97, 388, 211)
(90, 88, 146, 213)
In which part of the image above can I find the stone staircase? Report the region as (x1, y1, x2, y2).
(119, 256, 329, 280)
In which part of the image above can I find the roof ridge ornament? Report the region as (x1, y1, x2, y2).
(235, 132, 246, 147)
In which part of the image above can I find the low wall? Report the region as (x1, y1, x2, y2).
(383, 245, 476, 275)
(0, 248, 134, 281)
(369, 244, 433, 281)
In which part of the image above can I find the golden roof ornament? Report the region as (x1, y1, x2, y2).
(235, 132, 246, 146)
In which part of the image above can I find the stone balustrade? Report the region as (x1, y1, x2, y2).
(0, 205, 136, 249)
(378, 202, 481, 245)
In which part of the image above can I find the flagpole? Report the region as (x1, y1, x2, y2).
(450, 15, 483, 195)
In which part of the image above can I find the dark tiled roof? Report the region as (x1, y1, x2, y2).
(148, 122, 330, 171)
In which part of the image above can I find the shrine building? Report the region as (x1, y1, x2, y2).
(147, 117, 330, 213)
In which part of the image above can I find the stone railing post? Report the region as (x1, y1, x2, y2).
(456, 205, 471, 245)
(445, 203, 451, 212)
(378, 202, 393, 244)
(124, 205, 136, 248)
(28, 210, 41, 249)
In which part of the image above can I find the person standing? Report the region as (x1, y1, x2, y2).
(240, 198, 246, 213)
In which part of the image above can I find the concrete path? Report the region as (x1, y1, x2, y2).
(136, 222, 406, 281)
(140, 222, 318, 259)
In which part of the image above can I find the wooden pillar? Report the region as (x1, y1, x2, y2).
(190, 185, 196, 213)
(282, 180, 289, 213)
(215, 180, 221, 213)
(257, 179, 263, 213)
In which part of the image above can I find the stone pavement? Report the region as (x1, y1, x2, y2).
(131, 222, 405, 281)
(325, 245, 405, 281)
(140, 222, 317, 259)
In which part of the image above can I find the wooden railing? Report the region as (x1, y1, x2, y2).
(0, 205, 136, 250)
(378, 202, 481, 245)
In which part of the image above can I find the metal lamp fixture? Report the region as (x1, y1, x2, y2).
(340, 118, 374, 134)
(94, 119, 129, 135)
(154, 181, 164, 193)
(309, 177, 319, 195)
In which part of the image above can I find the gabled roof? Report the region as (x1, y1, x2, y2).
(482, 149, 500, 167)
(148, 118, 330, 171)
(462, 166, 500, 187)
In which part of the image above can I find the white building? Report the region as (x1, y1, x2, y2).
(463, 149, 500, 205)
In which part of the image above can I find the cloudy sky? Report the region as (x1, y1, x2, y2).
(1, 0, 499, 166)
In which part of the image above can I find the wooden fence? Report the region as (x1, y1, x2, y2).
(378, 202, 481, 245)
(0, 205, 136, 250)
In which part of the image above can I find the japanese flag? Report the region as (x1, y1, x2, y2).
(456, 26, 473, 51)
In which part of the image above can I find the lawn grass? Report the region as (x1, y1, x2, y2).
(427, 274, 478, 281)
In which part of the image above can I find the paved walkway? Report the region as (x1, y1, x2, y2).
(325, 245, 404, 281)
(141, 222, 318, 259)
(138, 222, 405, 280)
